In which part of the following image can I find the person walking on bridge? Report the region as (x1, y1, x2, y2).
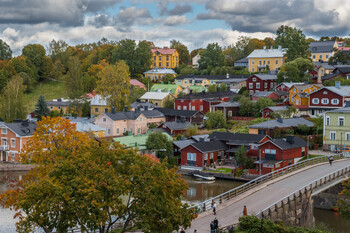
(328, 154, 333, 166)
(243, 205, 248, 216)
(210, 221, 215, 233)
(212, 201, 216, 215)
(213, 218, 219, 232)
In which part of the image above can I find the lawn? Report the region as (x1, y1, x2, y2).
(23, 80, 67, 113)
(203, 168, 233, 173)
(299, 154, 323, 162)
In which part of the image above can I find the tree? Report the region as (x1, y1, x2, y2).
(22, 44, 48, 81)
(274, 25, 310, 61)
(164, 98, 174, 109)
(163, 74, 175, 84)
(96, 61, 130, 111)
(0, 75, 26, 122)
(0, 70, 8, 93)
(134, 40, 152, 75)
(204, 111, 227, 129)
(207, 84, 217, 93)
(338, 178, 350, 220)
(0, 39, 12, 60)
(239, 96, 255, 117)
(199, 43, 225, 70)
(234, 145, 248, 167)
(64, 56, 83, 99)
(219, 83, 228, 92)
(34, 95, 50, 120)
(128, 86, 146, 105)
(254, 98, 275, 117)
(170, 40, 190, 65)
(328, 50, 350, 65)
(0, 117, 193, 233)
(185, 125, 198, 137)
(146, 131, 173, 159)
(277, 57, 314, 83)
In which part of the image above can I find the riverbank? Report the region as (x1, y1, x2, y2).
(178, 169, 251, 182)
(0, 163, 35, 171)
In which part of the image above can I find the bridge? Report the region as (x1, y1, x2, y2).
(185, 156, 350, 233)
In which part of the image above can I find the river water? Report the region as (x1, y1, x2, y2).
(0, 172, 349, 233)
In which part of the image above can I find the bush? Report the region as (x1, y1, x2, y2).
(234, 168, 243, 177)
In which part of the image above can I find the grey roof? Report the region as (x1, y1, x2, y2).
(216, 78, 248, 84)
(252, 91, 274, 98)
(214, 101, 240, 107)
(254, 74, 277, 80)
(234, 57, 248, 63)
(326, 107, 350, 113)
(175, 74, 250, 81)
(162, 121, 192, 130)
(75, 121, 105, 133)
(143, 68, 176, 75)
(321, 73, 339, 81)
(190, 140, 227, 153)
(176, 91, 236, 100)
(278, 82, 305, 89)
(105, 110, 164, 121)
(249, 118, 314, 129)
(130, 101, 157, 110)
(173, 139, 195, 150)
(47, 101, 71, 107)
(140, 92, 172, 100)
(309, 41, 336, 53)
(247, 48, 286, 58)
(264, 106, 289, 112)
(316, 86, 350, 97)
(155, 108, 203, 117)
(209, 132, 268, 144)
(263, 137, 307, 150)
(190, 134, 210, 142)
(2, 121, 36, 137)
(333, 66, 350, 74)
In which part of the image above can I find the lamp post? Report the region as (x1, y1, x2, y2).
(259, 149, 261, 176)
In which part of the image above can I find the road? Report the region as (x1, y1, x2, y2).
(185, 159, 350, 233)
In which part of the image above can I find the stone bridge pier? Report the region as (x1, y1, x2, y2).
(313, 183, 343, 210)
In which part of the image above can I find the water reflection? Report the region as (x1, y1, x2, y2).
(314, 208, 350, 233)
(181, 175, 244, 203)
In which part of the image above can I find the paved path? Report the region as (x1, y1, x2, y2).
(185, 159, 350, 233)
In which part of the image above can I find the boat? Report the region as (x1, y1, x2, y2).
(193, 173, 216, 181)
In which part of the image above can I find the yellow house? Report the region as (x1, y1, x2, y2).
(139, 91, 174, 107)
(143, 67, 177, 83)
(150, 47, 179, 69)
(291, 93, 309, 106)
(289, 84, 323, 105)
(90, 95, 111, 117)
(181, 78, 210, 87)
(314, 62, 335, 83)
(47, 99, 71, 115)
(247, 46, 286, 73)
(309, 41, 337, 62)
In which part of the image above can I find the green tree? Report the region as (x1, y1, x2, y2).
(234, 145, 248, 167)
(128, 86, 146, 105)
(146, 131, 173, 159)
(199, 43, 225, 70)
(277, 57, 314, 83)
(134, 40, 152, 74)
(22, 44, 47, 81)
(48, 39, 69, 64)
(239, 96, 255, 117)
(170, 40, 190, 65)
(185, 125, 198, 137)
(64, 56, 83, 99)
(207, 84, 217, 93)
(328, 50, 350, 65)
(180, 65, 198, 75)
(34, 95, 50, 120)
(275, 25, 310, 61)
(0, 75, 26, 122)
(0, 117, 193, 233)
(219, 83, 228, 92)
(164, 98, 174, 109)
(0, 70, 8, 93)
(0, 39, 12, 60)
(96, 61, 131, 111)
(163, 74, 175, 84)
(254, 98, 275, 117)
(204, 110, 227, 129)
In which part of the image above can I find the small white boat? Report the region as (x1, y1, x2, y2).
(193, 173, 216, 181)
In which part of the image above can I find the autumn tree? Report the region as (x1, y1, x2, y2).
(146, 131, 173, 159)
(0, 117, 194, 233)
(0, 39, 12, 60)
(64, 56, 83, 99)
(96, 61, 130, 111)
(34, 95, 50, 120)
(164, 98, 175, 109)
(170, 40, 190, 65)
(0, 75, 26, 122)
(207, 84, 217, 93)
(204, 110, 227, 129)
(199, 43, 225, 70)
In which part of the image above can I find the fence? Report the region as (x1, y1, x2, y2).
(190, 154, 344, 213)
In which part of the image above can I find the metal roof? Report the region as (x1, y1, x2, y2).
(264, 106, 289, 112)
(91, 95, 108, 106)
(249, 118, 314, 129)
(209, 132, 268, 143)
(140, 92, 172, 100)
(253, 74, 277, 80)
(162, 121, 192, 130)
(143, 68, 176, 75)
(308, 41, 336, 53)
(247, 48, 286, 58)
(173, 139, 195, 150)
(214, 102, 240, 107)
(252, 91, 274, 98)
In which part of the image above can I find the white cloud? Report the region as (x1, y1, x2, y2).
(164, 16, 190, 26)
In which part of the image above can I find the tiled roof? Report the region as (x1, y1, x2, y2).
(254, 74, 277, 80)
(209, 132, 268, 144)
(130, 79, 146, 88)
(151, 48, 176, 55)
(175, 74, 250, 81)
(2, 121, 36, 137)
(143, 68, 176, 75)
(105, 110, 164, 121)
(176, 91, 236, 100)
(247, 48, 286, 58)
(173, 139, 195, 150)
(308, 41, 336, 53)
(162, 121, 192, 130)
(155, 108, 202, 117)
(252, 91, 274, 98)
(249, 118, 314, 129)
(140, 92, 172, 100)
(264, 137, 307, 150)
(191, 140, 227, 153)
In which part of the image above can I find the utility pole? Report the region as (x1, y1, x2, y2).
(307, 136, 309, 159)
(259, 149, 261, 176)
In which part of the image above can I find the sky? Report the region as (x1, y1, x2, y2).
(0, 0, 349, 55)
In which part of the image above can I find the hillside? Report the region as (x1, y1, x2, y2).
(23, 80, 67, 114)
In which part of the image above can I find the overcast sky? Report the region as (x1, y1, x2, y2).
(0, 0, 349, 55)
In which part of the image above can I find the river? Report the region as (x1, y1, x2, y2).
(0, 171, 349, 233)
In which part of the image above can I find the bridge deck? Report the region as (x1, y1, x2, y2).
(186, 159, 350, 233)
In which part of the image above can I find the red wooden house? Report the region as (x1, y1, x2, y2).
(251, 91, 279, 101)
(157, 121, 192, 136)
(246, 74, 277, 95)
(256, 136, 307, 174)
(262, 106, 289, 118)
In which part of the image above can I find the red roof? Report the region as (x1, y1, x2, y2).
(130, 79, 146, 89)
(339, 47, 350, 51)
(151, 47, 176, 55)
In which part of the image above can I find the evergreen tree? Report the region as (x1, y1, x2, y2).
(34, 95, 50, 120)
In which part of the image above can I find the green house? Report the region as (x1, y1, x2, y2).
(323, 107, 350, 151)
(114, 131, 173, 150)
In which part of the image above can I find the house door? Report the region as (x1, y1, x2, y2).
(1, 152, 6, 162)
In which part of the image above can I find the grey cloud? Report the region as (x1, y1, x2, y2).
(158, 2, 193, 16)
(164, 16, 190, 26)
(198, 0, 346, 36)
(115, 6, 152, 29)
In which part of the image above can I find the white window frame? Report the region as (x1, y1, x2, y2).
(253, 78, 256, 82)
(346, 132, 350, 141)
(249, 83, 253, 89)
(103, 118, 106, 122)
(264, 83, 267, 88)
(331, 99, 339, 105)
(204, 153, 208, 160)
(252, 67, 255, 72)
(210, 153, 214, 159)
(177, 106, 181, 110)
(10, 139, 15, 148)
(107, 129, 111, 135)
(330, 131, 336, 140)
(12, 153, 15, 162)
(326, 116, 330, 126)
(187, 153, 196, 161)
(117, 128, 120, 134)
(321, 98, 329, 105)
(256, 83, 260, 89)
(312, 98, 319, 104)
(338, 116, 345, 126)
(2, 128, 7, 134)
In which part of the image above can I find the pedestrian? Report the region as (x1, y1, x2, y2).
(193, 230, 197, 233)
(329, 155, 333, 166)
(180, 227, 185, 233)
(210, 221, 215, 233)
(243, 205, 247, 216)
(212, 201, 216, 215)
(214, 218, 219, 232)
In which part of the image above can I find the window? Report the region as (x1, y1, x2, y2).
(117, 128, 120, 134)
(312, 98, 319, 104)
(159, 62, 161, 67)
(259, 61, 262, 66)
(2, 128, 7, 134)
(267, 60, 270, 65)
(124, 128, 127, 133)
(183, 106, 187, 110)
(12, 153, 15, 162)
(192, 106, 195, 110)
(326, 116, 330, 126)
(187, 153, 196, 161)
(251, 144, 258, 150)
(346, 133, 350, 141)
(252, 78, 256, 82)
(58, 107, 61, 109)
(330, 131, 336, 140)
(265, 149, 270, 154)
(256, 83, 260, 89)
(103, 118, 106, 122)
(326, 54, 329, 59)
(275, 59, 279, 65)
(263, 60, 266, 65)
(137, 128, 141, 134)
(50, 107, 53, 109)
(200, 105, 203, 111)
(296, 100, 299, 105)
(159, 56, 162, 60)
(331, 99, 339, 105)
(204, 153, 208, 160)
(264, 83, 267, 88)
(252, 60, 255, 65)
(210, 153, 213, 159)
(313, 55, 316, 59)
(11, 139, 15, 148)
(177, 106, 181, 110)
(252, 68, 255, 72)
(249, 83, 253, 89)
(166, 62, 169, 67)
(104, 108, 108, 113)
(107, 129, 111, 135)
(321, 98, 329, 104)
(129, 127, 133, 133)
(319, 55, 323, 59)
(271, 149, 276, 154)
(140, 117, 142, 122)
(166, 55, 169, 61)
(339, 117, 345, 126)
(154, 62, 156, 67)
(153, 56, 156, 61)
(228, 111, 232, 117)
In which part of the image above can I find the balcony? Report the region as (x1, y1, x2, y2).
(0, 145, 9, 151)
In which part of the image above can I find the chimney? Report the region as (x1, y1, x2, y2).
(226, 73, 229, 79)
(21, 120, 29, 127)
(57, 98, 62, 102)
(111, 107, 115, 114)
(286, 136, 294, 144)
(124, 106, 128, 112)
(335, 81, 341, 89)
(277, 118, 283, 123)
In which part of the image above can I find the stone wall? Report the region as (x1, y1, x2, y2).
(260, 188, 313, 227)
(313, 183, 342, 210)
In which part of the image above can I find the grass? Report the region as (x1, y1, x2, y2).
(203, 168, 233, 173)
(23, 80, 67, 114)
(299, 154, 323, 162)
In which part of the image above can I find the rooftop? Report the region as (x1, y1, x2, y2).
(91, 95, 108, 106)
(151, 47, 177, 55)
(262, 137, 307, 150)
(130, 79, 146, 89)
(263, 106, 289, 112)
(155, 108, 202, 117)
(249, 118, 314, 129)
(114, 131, 172, 150)
(190, 140, 227, 153)
(253, 74, 277, 80)
(161, 121, 192, 130)
(247, 47, 286, 58)
(144, 67, 176, 75)
(175, 74, 250, 81)
(252, 91, 274, 98)
(176, 91, 236, 100)
(1, 121, 36, 137)
(173, 139, 195, 150)
(308, 41, 336, 54)
(104, 110, 164, 121)
(214, 101, 240, 107)
(150, 84, 179, 95)
(140, 91, 172, 100)
(209, 132, 268, 144)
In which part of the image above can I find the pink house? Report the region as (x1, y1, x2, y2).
(130, 79, 146, 89)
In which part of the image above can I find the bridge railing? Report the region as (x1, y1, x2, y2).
(256, 164, 350, 218)
(189, 154, 344, 213)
